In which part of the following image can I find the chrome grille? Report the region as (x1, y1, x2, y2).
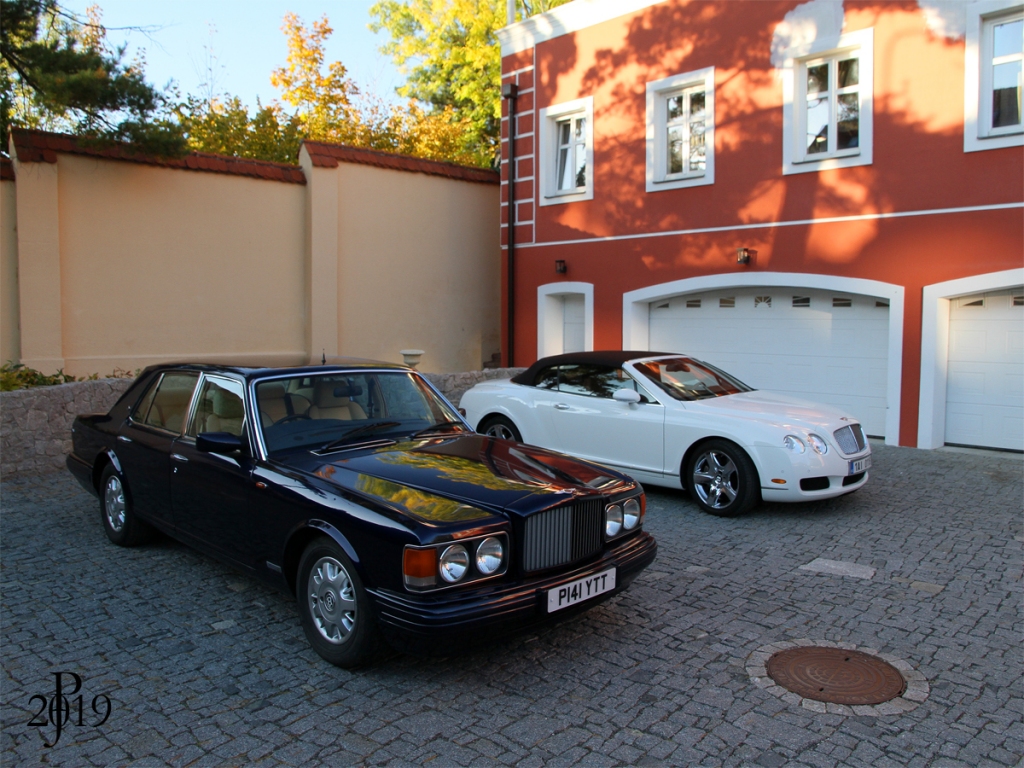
(833, 423, 867, 455)
(522, 498, 604, 572)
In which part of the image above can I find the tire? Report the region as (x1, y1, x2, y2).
(297, 538, 382, 668)
(99, 464, 155, 546)
(479, 414, 522, 442)
(685, 440, 760, 518)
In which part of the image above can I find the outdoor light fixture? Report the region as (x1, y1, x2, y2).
(736, 247, 756, 265)
(555, 260, 567, 274)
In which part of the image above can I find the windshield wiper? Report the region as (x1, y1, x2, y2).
(318, 422, 401, 452)
(409, 420, 467, 440)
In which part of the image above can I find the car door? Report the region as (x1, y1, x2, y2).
(115, 371, 200, 527)
(521, 363, 566, 449)
(547, 364, 665, 476)
(170, 374, 260, 569)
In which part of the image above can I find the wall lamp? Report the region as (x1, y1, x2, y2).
(555, 260, 567, 274)
(736, 247, 757, 265)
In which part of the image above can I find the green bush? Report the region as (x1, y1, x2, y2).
(0, 362, 110, 391)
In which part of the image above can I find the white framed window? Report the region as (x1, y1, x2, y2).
(539, 97, 594, 206)
(780, 28, 873, 175)
(645, 67, 715, 192)
(965, 0, 1024, 152)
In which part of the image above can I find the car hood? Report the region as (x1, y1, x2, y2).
(276, 433, 631, 520)
(689, 390, 858, 431)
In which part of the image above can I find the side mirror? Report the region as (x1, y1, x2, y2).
(612, 389, 642, 404)
(196, 432, 243, 454)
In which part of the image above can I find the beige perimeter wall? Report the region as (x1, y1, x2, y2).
(3, 145, 499, 377)
(334, 163, 500, 373)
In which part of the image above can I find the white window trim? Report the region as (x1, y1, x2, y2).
(965, 0, 1024, 152)
(537, 282, 594, 357)
(539, 97, 594, 206)
(780, 27, 874, 175)
(645, 67, 715, 192)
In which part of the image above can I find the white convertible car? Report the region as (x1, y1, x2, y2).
(460, 351, 872, 517)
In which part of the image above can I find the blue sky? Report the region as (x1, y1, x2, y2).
(61, 1, 405, 110)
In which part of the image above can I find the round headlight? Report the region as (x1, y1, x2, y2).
(605, 503, 623, 537)
(439, 544, 469, 583)
(808, 434, 828, 455)
(475, 537, 504, 575)
(783, 435, 805, 453)
(623, 498, 641, 530)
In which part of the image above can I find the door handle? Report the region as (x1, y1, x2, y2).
(117, 435, 132, 443)
(171, 453, 189, 463)
(554, 403, 570, 410)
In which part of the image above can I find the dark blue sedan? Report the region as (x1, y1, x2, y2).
(67, 360, 657, 667)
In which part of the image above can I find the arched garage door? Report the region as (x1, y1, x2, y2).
(944, 288, 1023, 451)
(649, 287, 889, 435)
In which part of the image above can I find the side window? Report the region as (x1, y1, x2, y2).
(140, 372, 199, 433)
(645, 67, 715, 191)
(131, 375, 160, 423)
(780, 28, 873, 174)
(534, 366, 560, 390)
(557, 364, 624, 398)
(188, 377, 245, 437)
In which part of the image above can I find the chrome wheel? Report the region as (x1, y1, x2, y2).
(692, 449, 739, 510)
(104, 475, 126, 533)
(485, 422, 516, 440)
(307, 556, 357, 645)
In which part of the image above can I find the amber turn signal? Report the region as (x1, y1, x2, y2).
(771, 478, 787, 484)
(403, 547, 437, 588)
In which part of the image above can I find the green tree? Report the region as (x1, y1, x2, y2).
(0, 0, 184, 155)
(369, 0, 570, 163)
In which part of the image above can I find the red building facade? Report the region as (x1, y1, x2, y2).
(497, 0, 1024, 450)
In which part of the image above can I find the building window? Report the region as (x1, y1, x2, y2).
(646, 67, 715, 192)
(539, 97, 594, 206)
(781, 28, 873, 175)
(966, 1, 1024, 152)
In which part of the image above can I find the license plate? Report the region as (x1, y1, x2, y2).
(849, 456, 872, 474)
(547, 568, 616, 613)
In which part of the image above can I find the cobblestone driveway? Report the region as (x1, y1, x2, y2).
(2, 444, 1022, 767)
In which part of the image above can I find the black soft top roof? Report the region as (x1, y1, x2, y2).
(511, 351, 674, 386)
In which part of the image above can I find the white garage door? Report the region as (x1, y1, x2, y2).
(649, 288, 889, 435)
(945, 289, 1024, 451)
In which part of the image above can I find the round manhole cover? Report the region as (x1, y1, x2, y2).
(767, 647, 906, 705)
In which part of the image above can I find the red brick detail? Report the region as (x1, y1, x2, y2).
(514, 222, 534, 244)
(514, 179, 533, 201)
(302, 141, 498, 185)
(516, 112, 534, 136)
(502, 50, 533, 75)
(514, 135, 533, 157)
(517, 91, 534, 113)
(516, 69, 534, 90)
(10, 128, 307, 184)
(500, 203, 509, 225)
(0, 158, 13, 181)
(516, 156, 534, 180)
(516, 200, 534, 223)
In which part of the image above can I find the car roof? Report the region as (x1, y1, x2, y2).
(140, 357, 411, 381)
(511, 350, 675, 386)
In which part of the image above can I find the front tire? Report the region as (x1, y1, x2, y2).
(479, 415, 522, 442)
(297, 538, 381, 668)
(686, 440, 760, 517)
(99, 464, 155, 546)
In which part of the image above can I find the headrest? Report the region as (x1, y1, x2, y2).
(313, 379, 353, 408)
(261, 383, 287, 399)
(212, 390, 244, 418)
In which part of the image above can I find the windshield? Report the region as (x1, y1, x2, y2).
(255, 370, 463, 455)
(633, 357, 753, 401)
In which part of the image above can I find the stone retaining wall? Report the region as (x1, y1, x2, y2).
(0, 368, 524, 478)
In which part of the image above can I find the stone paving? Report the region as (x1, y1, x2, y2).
(2, 443, 1021, 767)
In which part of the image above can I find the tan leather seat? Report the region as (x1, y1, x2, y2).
(308, 379, 367, 421)
(205, 390, 244, 435)
(259, 383, 310, 426)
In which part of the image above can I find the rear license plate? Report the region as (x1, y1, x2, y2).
(546, 568, 616, 613)
(849, 456, 871, 474)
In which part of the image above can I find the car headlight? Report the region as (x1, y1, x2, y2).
(808, 434, 828, 455)
(439, 544, 469, 583)
(783, 435, 806, 453)
(475, 537, 504, 575)
(623, 498, 641, 530)
(605, 503, 623, 537)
